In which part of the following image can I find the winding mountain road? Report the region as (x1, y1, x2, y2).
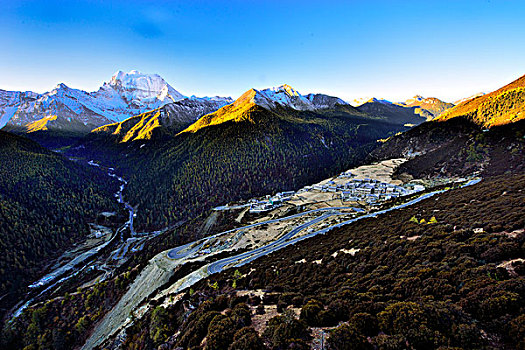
(204, 179, 482, 274)
(166, 207, 361, 260)
(83, 178, 481, 349)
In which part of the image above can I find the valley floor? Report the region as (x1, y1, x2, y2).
(85, 158, 482, 349)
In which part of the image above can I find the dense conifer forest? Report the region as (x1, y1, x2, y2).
(77, 106, 407, 231)
(0, 131, 119, 312)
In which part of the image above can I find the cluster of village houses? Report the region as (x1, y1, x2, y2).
(248, 170, 425, 213)
(249, 191, 295, 213)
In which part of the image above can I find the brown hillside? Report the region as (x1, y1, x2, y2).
(437, 74, 525, 127)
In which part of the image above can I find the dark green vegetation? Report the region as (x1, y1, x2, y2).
(371, 118, 525, 179)
(356, 100, 428, 125)
(1, 267, 139, 350)
(120, 173, 525, 349)
(8, 129, 91, 150)
(0, 130, 118, 313)
(74, 104, 408, 231)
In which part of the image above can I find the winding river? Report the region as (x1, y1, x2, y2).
(9, 161, 136, 321)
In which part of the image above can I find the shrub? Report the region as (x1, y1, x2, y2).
(228, 327, 266, 350)
(299, 300, 324, 326)
(327, 323, 372, 350)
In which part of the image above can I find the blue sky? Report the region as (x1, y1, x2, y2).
(1, 0, 524, 102)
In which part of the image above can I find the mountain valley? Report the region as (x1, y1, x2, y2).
(0, 72, 523, 350)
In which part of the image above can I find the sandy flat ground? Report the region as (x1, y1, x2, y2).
(289, 158, 407, 207)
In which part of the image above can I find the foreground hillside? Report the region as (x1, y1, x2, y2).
(0, 131, 118, 313)
(35, 173, 520, 350)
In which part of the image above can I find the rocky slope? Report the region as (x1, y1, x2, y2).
(400, 95, 454, 120)
(91, 97, 233, 142)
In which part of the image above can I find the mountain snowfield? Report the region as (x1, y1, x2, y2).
(180, 84, 354, 134)
(244, 84, 348, 111)
(0, 70, 232, 130)
(0, 71, 459, 133)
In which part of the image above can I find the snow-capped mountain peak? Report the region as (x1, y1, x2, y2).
(268, 84, 300, 97)
(0, 70, 231, 129)
(254, 84, 312, 110)
(54, 83, 68, 90)
(248, 84, 347, 111)
(107, 70, 185, 106)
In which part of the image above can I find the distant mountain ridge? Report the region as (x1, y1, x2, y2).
(179, 85, 364, 135)
(350, 95, 453, 125)
(249, 84, 348, 111)
(94, 84, 356, 140)
(356, 99, 426, 126)
(92, 98, 233, 142)
(0, 70, 232, 132)
(399, 95, 454, 120)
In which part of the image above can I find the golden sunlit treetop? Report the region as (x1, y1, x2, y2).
(436, 74, 525, 127)
(25, 115, 58, 133)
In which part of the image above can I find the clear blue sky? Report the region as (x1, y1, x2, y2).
(1, 0, 524, 102)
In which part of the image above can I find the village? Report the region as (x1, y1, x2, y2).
(247, 175, 424, 213)
(215, 159, 427, 214)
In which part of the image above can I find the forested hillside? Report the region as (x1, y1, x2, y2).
(115, 105, 407, 230)
(437, 74, 525, 127)
(0, 131, 118, 311)
(117, 173, 525, 350)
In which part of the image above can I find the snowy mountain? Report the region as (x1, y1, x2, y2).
(181, 85, 364, 134)
(243, 84, 348, 111)
(0, 70, 231, 132)
(398, 95, 454, 120)
(350, 97, 392, 107)
(93, 84, 345, 141)
(99, 70, 185, 109)
(92, 97, 234, 142)
(0, 90, 40, 128)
